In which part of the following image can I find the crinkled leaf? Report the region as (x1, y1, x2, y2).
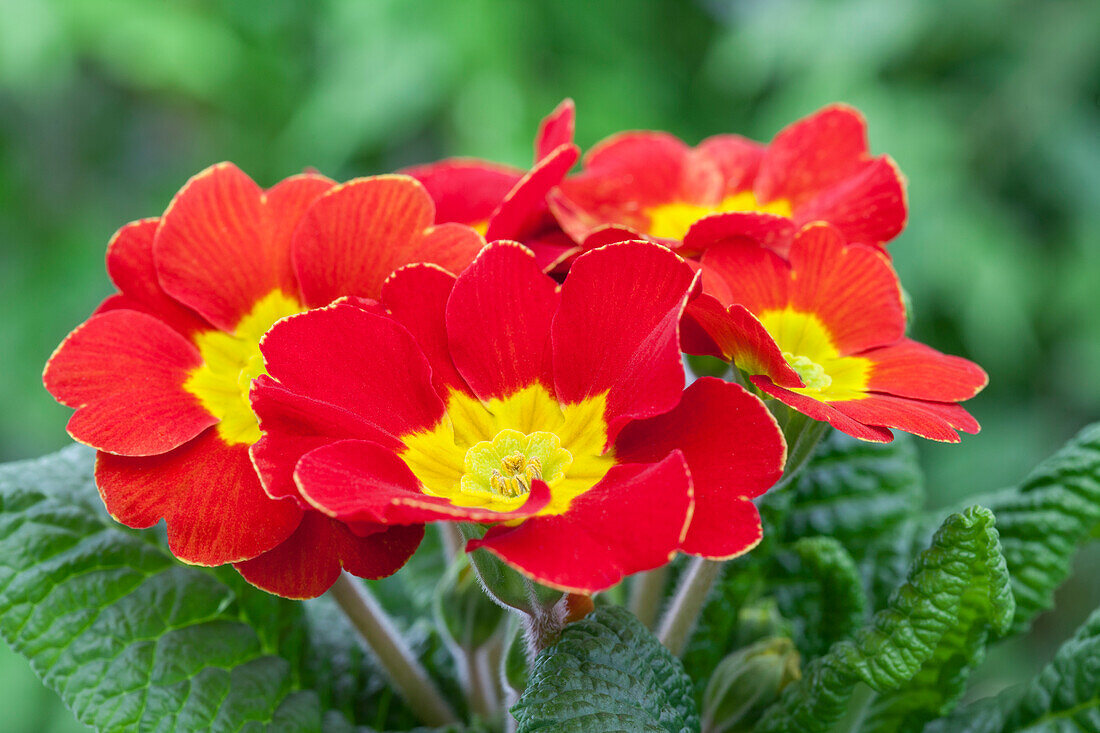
(0, 445, 462, 732)
(971, 422, 1100, 635)
(755, 506, 1014, 733)
(770, 431, 925, 561)
(0, 445, 330, 731)
(867, 423, 1100, 628)
(927, 604, 1100, 733)
(770, 536, 867, 659)
(512, 605, 699, 733)
(683, 435, 921, 688)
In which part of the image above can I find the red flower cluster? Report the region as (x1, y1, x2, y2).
(44, 99, 984, 599)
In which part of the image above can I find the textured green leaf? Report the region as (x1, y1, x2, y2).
(770, 537, 867, 659)
(512, 606, 699, 733)
(0, 445, 334, 731)
(0, 445, 469, 732)
(773, 431, 925, 561)
(971, 422, 1100, 635)
(755, 506, 1014, 733)
(927, 604, 1100, 733)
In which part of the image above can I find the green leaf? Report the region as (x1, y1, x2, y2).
(0, 445, 331, 731)
(511, 606, 699, 733)
(755, 506, 1014, 733)
(773, 431, 925, 562)
(927, 604, 1100, 733)
(769, 537, 867, 659)
(969, 422, 1100, 635)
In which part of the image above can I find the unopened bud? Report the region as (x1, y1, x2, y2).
(701, 637, 801, 733)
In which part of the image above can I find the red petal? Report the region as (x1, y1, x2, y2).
(864, 338, 988, 402)
(580, 224, 646, 249)
(796, 156, 907, 248)
(260, 303, 446, 441)
(751, 376, 895, 442)
(98, 219, 209, 338)
(553, 132, 712, 240)
(250, 377, 394, 504)
(787, 224, 906, 354)
(234, 512, 423, 599)
(682, 212, 794, 257)
(156, 164, 329, 331)
(486, 143, 579, 242)
(446, 242, 558, 400)
(615, 378, 783, 558)
(44, 310, 215, 455)
(696, 134, 764, 194)
(552, 242, 696, 441)
(381, 263, 470, 398)
(296, 439, 551, 525)
(294, 175, 466, 306)
(526, 230, 582, 273)
(683, 297, 803, 388)
(467, 452, 692, 593)
(96, 430, 303, 565)
(828, 393, 980, 443)
(754, 104, 871, 207)
(408, 222, 485, 276)
(403, 159, 522, 225)
(535, 98, 576, 161)
(698, 239, 790, 311)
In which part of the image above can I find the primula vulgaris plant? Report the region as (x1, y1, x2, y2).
(3, 100, 1096, 733)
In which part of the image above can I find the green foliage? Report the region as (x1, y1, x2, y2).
(0, 445, 473, 733)
(0, 446, 327, 731)
(511, 606, 699, 733)
(775, 432, 924, 557)
(969, 422, 1100, 635)
(769, 537, 867, 660)
(701, 637, 801, 733)
(755, 507, 1014, 733)
(927, 605, 1100, 733)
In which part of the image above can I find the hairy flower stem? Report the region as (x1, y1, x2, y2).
(628, 565, 670, 629)
(329, 573, 459, 726)
(657, 557, 725, 656)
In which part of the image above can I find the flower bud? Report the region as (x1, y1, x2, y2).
(434, 554, 507, 651)
(701, 637, 802, 733)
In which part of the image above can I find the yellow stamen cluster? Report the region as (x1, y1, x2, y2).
(489, 453, 543, 498)
(783, 352, 833, 391)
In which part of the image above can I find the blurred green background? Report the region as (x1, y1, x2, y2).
(1, 0, 1098, 730)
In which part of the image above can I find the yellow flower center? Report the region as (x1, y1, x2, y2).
(782, 352, 832, 391)
(401, 384, 614, 516)
(183, 290, 303, 445)
(645, 191, 792, 241)
(459, 429, 573, 501)
(756, 309, 872, 402)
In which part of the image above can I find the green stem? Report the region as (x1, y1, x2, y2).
(463, 644, 499, 721)
(657, 557, 725, 656)
(776, 412, 829, 488)
(628, 565, 670, 630)
(329, 573, 459, 726)
(438, 521, 463, 564)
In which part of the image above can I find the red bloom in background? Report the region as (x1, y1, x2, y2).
(43, 163, 484, 597)
(685, 223, 986, 442)
(549, 104, 906, 258)
(251, 241, 786, 593)
(404, 99, 580, 270)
